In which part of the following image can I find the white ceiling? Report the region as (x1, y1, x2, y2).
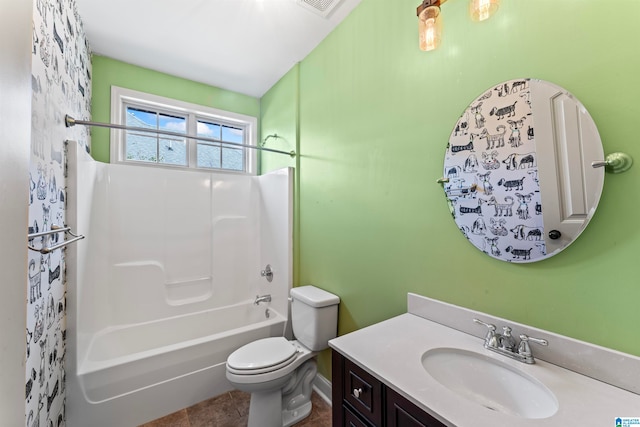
(75, 0, 362, 98)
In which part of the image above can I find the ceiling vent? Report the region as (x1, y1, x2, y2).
(296, 0, 344, 18)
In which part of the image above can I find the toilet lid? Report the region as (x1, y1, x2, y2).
(227, 337, 297, 371)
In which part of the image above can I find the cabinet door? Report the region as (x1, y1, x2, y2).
(386, 388, 446, 427)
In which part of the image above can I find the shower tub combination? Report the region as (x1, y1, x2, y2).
(66, 142, 293, 427)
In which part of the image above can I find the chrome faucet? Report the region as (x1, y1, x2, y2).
(473, 318, 548, 364)
(254, 294, 272, 305)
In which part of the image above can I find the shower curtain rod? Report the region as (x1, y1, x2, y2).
(65, 115, 296, 158)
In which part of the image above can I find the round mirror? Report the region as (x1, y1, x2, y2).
(443, 79, 605, 263)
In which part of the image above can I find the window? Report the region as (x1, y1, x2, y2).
(196, 119, 245, 170)
(111, 86, 257, 174)
(125, 107, 187, 166)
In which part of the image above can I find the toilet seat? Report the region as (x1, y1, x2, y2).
(227, 337, 298, 375)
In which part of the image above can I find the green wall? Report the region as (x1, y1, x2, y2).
(261, 0, 640, 376)
(90, 55, 260, 162)
(259, 67, 301, 284)
(259, 67, 298, 174)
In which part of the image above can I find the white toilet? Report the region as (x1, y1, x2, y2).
(226, 285, 340, 427)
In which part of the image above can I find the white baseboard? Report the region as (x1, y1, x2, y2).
(312, 373, 332, 406)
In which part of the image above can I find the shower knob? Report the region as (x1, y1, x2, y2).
(260, 264, 273, 282)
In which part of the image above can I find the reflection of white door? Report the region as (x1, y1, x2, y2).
(532, 80, 605, 256)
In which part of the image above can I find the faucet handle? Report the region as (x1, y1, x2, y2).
(519, 334, 548, 346)
(518, 334, 548, 358)
(473, 318, 497, 348)
(260, 264, 274, 282)
(473, 318, 496, 331)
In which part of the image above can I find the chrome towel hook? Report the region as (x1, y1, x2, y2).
(591, 152, 633, 174)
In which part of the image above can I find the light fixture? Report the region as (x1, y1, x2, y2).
(416, 0, 499, 51)
(469, 0, 499, 22)
(417, 0, 445, 52)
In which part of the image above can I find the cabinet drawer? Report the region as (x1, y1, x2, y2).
(343, 357, 383, 426)
(344, 404, 374, 427)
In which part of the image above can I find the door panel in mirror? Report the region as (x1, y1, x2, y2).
(532, 80, 604, 256)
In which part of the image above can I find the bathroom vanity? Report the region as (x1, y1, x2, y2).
(332, 350, 445, 426)
(329, 293, 640, 427)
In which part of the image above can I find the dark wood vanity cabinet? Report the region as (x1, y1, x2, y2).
(332, 350, 447, 427)
(386, 387, 445, 427)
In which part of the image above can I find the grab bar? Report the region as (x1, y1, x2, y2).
(27, 224, 85, 254)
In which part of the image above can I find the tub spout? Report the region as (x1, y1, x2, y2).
(254, 294, 272, 305)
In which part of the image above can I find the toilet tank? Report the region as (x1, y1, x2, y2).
(290, 285, 340, 352)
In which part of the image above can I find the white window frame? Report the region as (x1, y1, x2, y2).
(110, 86, 258, 174)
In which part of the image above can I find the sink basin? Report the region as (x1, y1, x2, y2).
(421, 348, 558, 419)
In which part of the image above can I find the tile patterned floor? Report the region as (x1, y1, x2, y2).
(139, 389, 331, 427)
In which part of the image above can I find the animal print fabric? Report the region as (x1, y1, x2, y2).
(26, 0, 92, 425)
(443, 79, 545, 263)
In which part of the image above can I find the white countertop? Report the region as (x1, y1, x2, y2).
(329, 312, 640, 426)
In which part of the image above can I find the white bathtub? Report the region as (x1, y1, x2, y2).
(68, 302, 286, 426)
(79, 301, 286, 403)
